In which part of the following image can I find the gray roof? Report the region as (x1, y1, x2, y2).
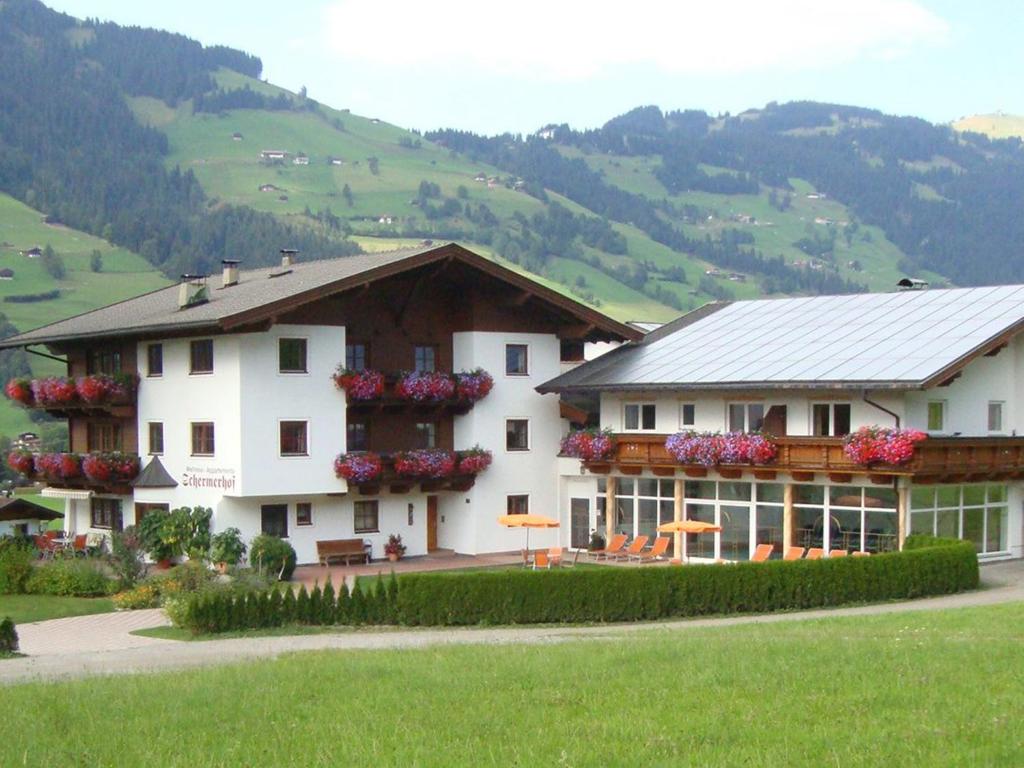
(132, 457, 178, 489)
(539, 284, 1024, 392)
(0, 497, 62, 522)
(0, 243, 639, 348)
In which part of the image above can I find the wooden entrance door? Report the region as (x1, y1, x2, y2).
(426, 495, 438, 551)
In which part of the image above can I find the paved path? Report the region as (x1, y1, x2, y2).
(2, 560, 1021, 686)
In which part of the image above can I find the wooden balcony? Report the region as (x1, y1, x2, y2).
(584, 434, 1024, 484)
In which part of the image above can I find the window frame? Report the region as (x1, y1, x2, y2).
(505, 343, 530, 377)
(146, 343, 163, 378)
(354, 500, 380, 534)
(345, 341, 369, 372)
(623, 402, 657, 432)
(260, 504, 289, 538)
(679, 403, 696, 428)
(413, 344, 437, 373)
(189, 339, 214, 375)
(727, 402, 766, 433)
(506, 494, 530, 515)
(278, 337, 309, 375)
(279, 420, 309, 457)
(987, 401, 1004, 434)
(811, 402, 852, 437)
(87, 422, 122, 452)
(296, 502, 313, 527)
(87, 349, 122, 375)
(90, 497, 123, 531)
(415, 421, 438, 449)
(190, 421, 215, 457)
(926, 400, 946, 433)
(148, 421, 164, 456)
(505, 418, 530, 452)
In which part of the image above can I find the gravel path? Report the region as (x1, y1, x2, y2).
(2, 560, 1021, 686)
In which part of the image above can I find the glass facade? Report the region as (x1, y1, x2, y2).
(794, 484, 897, 553)
(910, 484, 1008, 555)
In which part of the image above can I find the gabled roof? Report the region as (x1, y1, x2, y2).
(0, 243, 640, 348)
(539, 285, 1024, 393)
(0, 497, 62, 522)
(132, 457, 178, 489)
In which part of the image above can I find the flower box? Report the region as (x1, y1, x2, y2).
(31, 377, 78, 407)
(4, 378, 33, 406)
(333, 452, 383, 483)
(6, 450, 34, 475)
(842, 427, 927, 466)
(665, 431, 778, 467)
(34, 452, 83, 481)
(457, 446, 493, 475)
(393, 448, 457, 478)
(82, 452, 141, 483)
(454, 369, 494, 403)
(76, 374, 136, 405)
(395, 371, 456, 402)
(561, 428, 615, 462)
(333, 369, 385, 401)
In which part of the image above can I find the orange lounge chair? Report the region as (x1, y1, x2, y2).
(805, 548, 824, 560)
(72, 534, 89, 556)
(611, 535, 649, 561)
(533, 551, 551, 570)
(591, 533, 628, 560)
(751, 543, 774, 562)
(784, 547, 805, 561)
(634, 536, 670, 562)
(851, 551, 871, 558)
(829, 549, 848, 558)
(548, 547, 563, 567)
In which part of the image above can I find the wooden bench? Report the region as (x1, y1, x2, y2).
(317, 538, 369, 566)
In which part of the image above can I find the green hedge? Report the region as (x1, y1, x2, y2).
(174, 541, 977, 633)
(26, 559, 116, 597)
(0, 618, 17, 654)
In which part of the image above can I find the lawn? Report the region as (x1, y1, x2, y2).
(3, 603, 1023, 765)
(0, 594, 114, 624)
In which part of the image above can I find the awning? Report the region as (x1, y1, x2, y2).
(41, 487, 93, 500)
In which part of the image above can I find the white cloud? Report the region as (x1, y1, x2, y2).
(321, 0, 949, 80)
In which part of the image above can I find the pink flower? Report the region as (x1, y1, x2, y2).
(561, 429, 615, 461)
(454, 369, 494, 403)
(457, 447, 493, 475)
(394, 449, 457, 478)
(334, 452, 383, 482)
(395, 372, 456, 402)
(334, 369, 384, 401)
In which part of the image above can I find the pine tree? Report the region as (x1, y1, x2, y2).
(282, 586, 297, 624)
(348, 582, 366, 625)
(336, 581, 350, 624)
(322, 579, 336, 625)
(386, 571, 400, 624)
(373, 573, 389, 625)
(296, 584, 310, 624)
(308, 584, 323, 626)
(268, 588, 283, 627)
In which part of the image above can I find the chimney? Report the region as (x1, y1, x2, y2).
(280, 248, 298, 268)
(178, 274, 208, 309)
(221, 259, 240, 287)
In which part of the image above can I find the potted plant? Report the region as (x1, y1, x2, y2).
(209, 527, 246, 574)
(588, 530, 606, 552)
(384, 534, 406, 562)
(136, 508, 178, 569)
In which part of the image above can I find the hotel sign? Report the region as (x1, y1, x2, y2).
(181, 465, 237, 493)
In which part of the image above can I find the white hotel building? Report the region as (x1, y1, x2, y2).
(3, 243, 1024, 564)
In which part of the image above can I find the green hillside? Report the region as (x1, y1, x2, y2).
(952, 113, 1024, 140)
(0, 193, 169, 439)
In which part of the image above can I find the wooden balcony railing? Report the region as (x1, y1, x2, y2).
(586, 434, 1024, 482)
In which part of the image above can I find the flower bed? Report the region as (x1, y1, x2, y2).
(560, 428, 614, 461)
(333, 452, 383, 483)
(81, 452, 141, 483)
(665, 431, 778, 466)
(456, 446, 493, 475)
(842, 427, 927, 466)
(333, 368, 385, 401)
(395, 371, 456, 402)
(454, 369, 494, 403)
(393, 449, 457, 478)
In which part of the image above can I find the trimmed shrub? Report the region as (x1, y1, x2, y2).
(249, 535, 296, 581)
(0, 617, 17, 653)
(0, 539, 35, 594)
(27, 559, 116, 597)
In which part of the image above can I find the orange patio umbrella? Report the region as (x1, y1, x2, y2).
(498, 514, 560, 550)
(657, 520, 723, 534)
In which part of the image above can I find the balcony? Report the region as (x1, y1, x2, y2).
(583, 434, 1024, 484)
(334, 448, 492, 495)
(5, 375, 137, 418)
(6, 450, 141, 494)
(334, 369, 493, 417)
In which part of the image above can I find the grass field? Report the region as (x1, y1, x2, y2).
(3, 603, 1022, 765)
(0, 594, 114, 624)
(953, 113, 1024, 140)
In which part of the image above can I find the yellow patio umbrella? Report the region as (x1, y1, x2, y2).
(498, 514, 560, 550)
(657, 520, 722, 534)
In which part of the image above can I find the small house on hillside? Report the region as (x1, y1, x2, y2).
(293, 153, 310, 166)
(259, 184, 281, 193)
(232, 132, 244, 141)
(0, 268, 14, 280)
(328, 157, 345, 166)
(259, 150, 288, 162)
(20, 247, 42, 258)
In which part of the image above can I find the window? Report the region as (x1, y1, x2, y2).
(680, 403, 695, 428)
(148, 422, 164, 455)
(506, 418, 529, 451)
(507, 495, 529, 515)
(261, 504, 288, 538)
(190, 339, 214, 374)
(727, 403, 765, 432)
(624, 403, 657, 431)
(927, 401, 945, 432)
(134, 502, 168, 526)
(811, 403, 852, 437)
(90, 498, 123, 531)
(296, 502, 313, 527)
(345, 342, 368, 372)
(146, 344, 163, 377)
(988, 402, 1004, 433)
(354, 500, 379, 533)
(347, 421, 368, 451)
(87, 422, 122, 452)
(414, 345, 437, 373)
(278, 338, 308, 373)
(280, 421, 308, 456)
(87, 349, 122, 375)
(911, 484, 1008, 555)
(505, 343, 529, 375)
(191, 422, 215, 456)
(415, 422, 437, 449)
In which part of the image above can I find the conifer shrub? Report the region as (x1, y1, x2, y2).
(0, 617, 18, 654)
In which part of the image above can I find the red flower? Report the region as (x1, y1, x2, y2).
(334, 369, 384, 400)
(4, 379, 33, 406)
(32, 377, 78, 406)
(35, 452, 82, 480)
(394, 449, 457, 478)
(6, 450, 34, 475)
(561, 429, 614, 461)
(334, 452, 383, 483)
(455, 369, 494, 403)
(457, 447, 493, 475)
(843, 427, 926, 466)
(396, 371, 456, 402)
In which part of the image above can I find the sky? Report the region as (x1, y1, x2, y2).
(46, 0, 1024, 135)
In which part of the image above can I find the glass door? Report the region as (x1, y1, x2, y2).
(685, 502, 716, 561)
(720, 505, 751, 561)
(570, 498, 590, 549)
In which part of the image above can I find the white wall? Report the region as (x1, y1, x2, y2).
(453, 331, 563, 554)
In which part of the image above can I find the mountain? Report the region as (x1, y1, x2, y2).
(953, 113, 1024, 140)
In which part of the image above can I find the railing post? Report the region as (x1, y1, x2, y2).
(674, 478, 683, 561)
(605, 475, 616, 543)
(897, 483, 909, 550)
(783, 482, 794, 552)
